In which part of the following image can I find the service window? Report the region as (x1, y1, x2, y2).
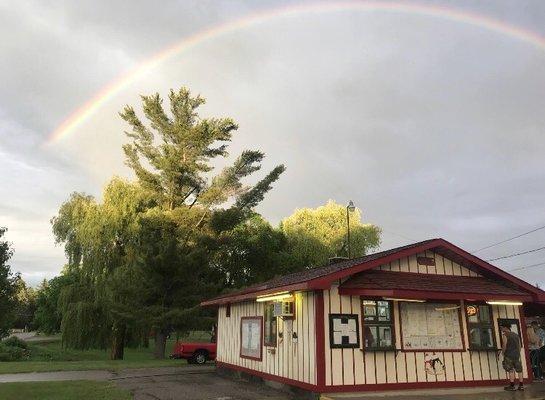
(362, 299, 395, 350)
(240, 316, 262, 360)
(466, 304, 496, 350)
(264, 303, 277, 347)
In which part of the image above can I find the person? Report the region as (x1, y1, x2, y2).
(527, 323, 541, 379)
(500, 322, 524, 391)
(532, 321, 545, 380)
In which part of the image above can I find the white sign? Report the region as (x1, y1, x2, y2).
(240, 317, 262, 359)
(400, 303, 463, 350)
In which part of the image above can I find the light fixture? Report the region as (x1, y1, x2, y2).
(383, 297, 426, 303)
(256, 291, 293, 302)
(435, 306, 461, 311)
(486, 300, 523, 306)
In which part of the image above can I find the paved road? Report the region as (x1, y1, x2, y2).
(0, 366, 213, 383)
(114, 370, 292, 400)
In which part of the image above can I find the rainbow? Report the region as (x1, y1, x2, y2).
(46, 1, 545, 145)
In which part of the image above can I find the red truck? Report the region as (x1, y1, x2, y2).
(170, 341, 217, 364)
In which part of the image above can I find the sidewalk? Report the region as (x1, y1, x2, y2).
(0, 365, 214, 383)
(322, 382, 545, 400)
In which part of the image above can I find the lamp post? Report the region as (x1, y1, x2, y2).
(346, 200, 355, 258)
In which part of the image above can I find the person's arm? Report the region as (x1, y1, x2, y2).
(501, 333, 507, 355)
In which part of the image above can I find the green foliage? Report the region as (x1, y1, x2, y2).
(51, 87, 285, 359)
(0, 227, 17, 338)
(33, 274, 75, 335)
(281, 200, 381, 267)
(212, 214, 296, 288)
(12, 275, 37, 330)
(0, 336, 30, 362)
(3, 336, 29, 350)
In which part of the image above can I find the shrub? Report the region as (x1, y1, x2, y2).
(3, 336, 29, 350)
(0, 343, 28, 361)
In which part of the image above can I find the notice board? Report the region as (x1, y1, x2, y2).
(400, 303, 463, 350)
(240, 317, 262, 360)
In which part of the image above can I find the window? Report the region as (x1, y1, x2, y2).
(264, 303, 277, 347)
(467, 304, 496, 350)
(362, 299, 395, 350)
(329, 314, 360, 348)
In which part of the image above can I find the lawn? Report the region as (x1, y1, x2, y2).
(0, 381, 132, 400)
(0, 331, 211, 374)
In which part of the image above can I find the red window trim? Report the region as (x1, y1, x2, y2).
(239, 316, 263, 361)
(360, 298, 396, 351)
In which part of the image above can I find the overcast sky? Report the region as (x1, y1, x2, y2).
(1, 0, 544, 287)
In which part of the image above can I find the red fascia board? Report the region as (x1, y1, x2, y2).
(337, 288, 533, 302)
(200, 282, 311, 306)
(437, 239, 545, 301)
(306, 240, 442, 289)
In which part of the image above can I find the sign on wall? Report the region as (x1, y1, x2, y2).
(400, 303, 463, 350)
(329, 314, 360, 348)
(240, 317, 262, 360)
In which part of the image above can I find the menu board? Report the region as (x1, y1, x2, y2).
(400, 303, 463, 350)
(240, 317, 262, 360)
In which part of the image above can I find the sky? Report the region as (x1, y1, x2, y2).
(1, 0, 544, 287)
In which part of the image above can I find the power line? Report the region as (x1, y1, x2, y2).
(507, 261, 545, 273)
(473, 224, 545, 253)
(486, 246, 545, 262)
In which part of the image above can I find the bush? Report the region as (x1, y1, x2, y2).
(0, 343, 28, 361)
(3, 336, 29, 350)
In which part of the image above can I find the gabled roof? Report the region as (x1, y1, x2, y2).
(201, 238, 545, 306)
(338, 269, 533, 301)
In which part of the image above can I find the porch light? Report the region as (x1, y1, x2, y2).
(486, 300, 523, 306)
(383, 298, 426, 303)
(256, 291, 293, 302)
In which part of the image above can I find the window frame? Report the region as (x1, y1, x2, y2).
(466, 303, 498, 351)
(263, 302, 277, 347)
(360, 298, 396, 351)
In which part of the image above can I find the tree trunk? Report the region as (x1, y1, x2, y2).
(154, 330, 167, 359)
(110, 323, 126, 360)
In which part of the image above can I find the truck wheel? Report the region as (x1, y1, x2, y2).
(192, 350, 208, 364)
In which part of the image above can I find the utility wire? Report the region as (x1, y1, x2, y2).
(507, 261, 545, 273)
(486, 246, 545, 262)
(473, 224, 545, 253)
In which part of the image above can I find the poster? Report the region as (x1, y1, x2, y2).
(240, 317, 262, 360)
(400, 303, 463, 350)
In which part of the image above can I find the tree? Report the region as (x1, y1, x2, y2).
(33, 273, 76, 335)
(119, 87, 285, 358)
(212, 214, 296, 289)
(51, 87, 285, 359)
(280, 200, 381, 267)
(52, 180, 152, 357)
(12, 275, 37, 331)
(0, 227, 17, 338)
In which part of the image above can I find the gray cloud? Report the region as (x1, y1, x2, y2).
(1, 0, 544, 287)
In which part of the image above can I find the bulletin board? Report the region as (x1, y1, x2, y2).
(240, 317, 263, 360)
(400, 303, 463, 350)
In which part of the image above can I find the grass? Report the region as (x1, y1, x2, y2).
(0, 381, 132, 400)
(0, 331, 211, 374)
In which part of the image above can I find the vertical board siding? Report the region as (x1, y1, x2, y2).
(216, 291, 316, 384)
(323, 253, 526, 387)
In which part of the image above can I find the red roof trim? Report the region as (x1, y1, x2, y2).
(201, 238, 545, 306)
(337, 288, 532, 302)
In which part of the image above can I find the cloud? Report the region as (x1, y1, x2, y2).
(1, 0, 545, 287)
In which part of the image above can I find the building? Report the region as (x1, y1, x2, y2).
(201, 238, 545, 395)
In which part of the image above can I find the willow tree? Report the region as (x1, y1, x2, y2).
(52, 181, 152, 358)
(280, 200, 381, 267)
(120, 87, 285, 358)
